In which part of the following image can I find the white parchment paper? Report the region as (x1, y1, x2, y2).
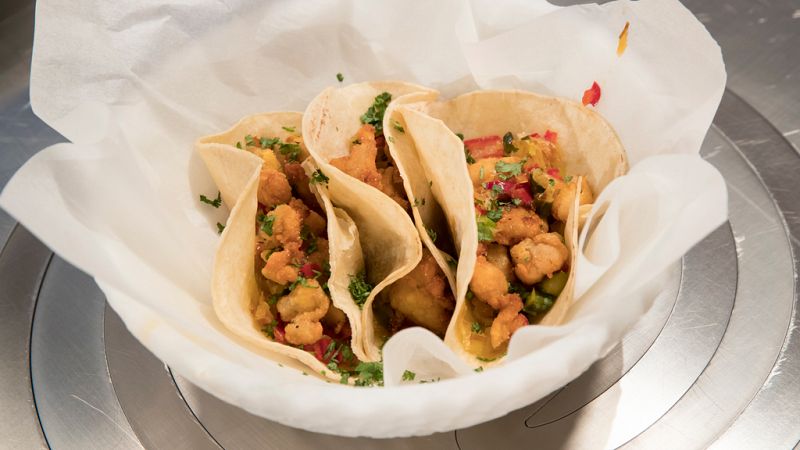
(1, 0, 727, 438)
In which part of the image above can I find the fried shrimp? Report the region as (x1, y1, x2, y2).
(485, 243, 515, 282)
(277, 280, 330, 345)
(493, 207, 548, 246)
(330, 124, 383, 189)
(270, 204, 302, 245)
(261, 242, 302, 285)
(488, 294, 528, 348)
(379, 166, 410, 209)
(470, 255, 508, 308)
(258, 167, 292, 208)
(386, 250, 454, 336)
(468, 158, 501, 186)
(510, 233, 569, 284)
(283, 162, 319, 210)
(552, 177, 593, 222)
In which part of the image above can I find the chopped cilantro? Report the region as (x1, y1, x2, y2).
(471, 321, 483, 334)
(413, 197, 426, 207)
(267, 294, 280, 306)
(564, 175, 574, 183)
(278, 142, 302, 162)
(340, 373, 350, 384)
(259, 213, 276, 236)
(548, 178, 555, 187)
(456, 133, 464, 140)
(200, 191, 222, 208)
(476, 216, 496, 242)
(216, 222, 225, 233)
(354, 362, 384, 387)
(336, 72, 344, 82)
(447, 258, 457, 269)
(465, 149, 476, 164)
(512, 198, 522, 206)
(288, 275, 312, 291)
(360, 92, 392, 136)
(310, 169, 329, 185)
(245, 134, 255, 146)
(352, 138, 361, 145)
(302, 372, 308, 376)
(419, 377, 441, 384)
(491, 183, 504, 195)
(426, 227, 437, 243)
(479, 166, 485, 180)
(402, 370, 416, 381)
(260, 136, 280, 149)
(282, 126, 296, 133)
(486, 208, 503, 222)
(387, 136, 395, 143)
(262, 320, 278, 339)
(502, 132, 517, 155)
(392, 120, 405, 133)
(474, 367, 484, 373)
(348, 272, 373, 307)
(495, 160, 524, 180)
(235, 141, 242, 149)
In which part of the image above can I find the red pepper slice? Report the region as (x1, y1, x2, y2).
(273, 325, 286, 344)
(299, 262, 320, 279)
(464, 135, 504, 159)
(546, 167, 562, 180)
(582, 81, 602, 107)
(484, 180, 534, 207)
(544, 130, 558, 143)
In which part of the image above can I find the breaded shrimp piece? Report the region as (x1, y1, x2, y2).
(330, 124, 383, 189)
(262, 242, 302, 285)
(379, 166, 410, 209)
(489, 294, 528, 348)
(510, 233, 569, 284)
(258, 167, 293, 208)
(485, 243, 515, 282)
(552, 177, 593, 222)
(493, 207, 548, 246)
(387, 250, 454, 336)
(283, 162, 320, 211)
(469, 256, 508, 309)
(278, 280, 330, 345)
(468, 158, 501, 187)
(270, 204, 302, 245)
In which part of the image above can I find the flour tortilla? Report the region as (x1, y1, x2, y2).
(398, 90, 628, 366)
(196, 112, 367, 381)
(302, 81, 457, 361)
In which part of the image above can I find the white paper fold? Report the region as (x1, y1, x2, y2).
(1, 0, 726, 437)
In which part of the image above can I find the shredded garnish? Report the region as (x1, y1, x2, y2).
(199, 191, 222, 208)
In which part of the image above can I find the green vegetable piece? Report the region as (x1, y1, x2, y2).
(495, 160, 523, 180)
(402, 370, 416, 381)
(360, 92, 392, 135)
(502, 132, 517, 155)
(523, 288, 555, 315)
(476, 216, 496, 242)
(336, 72, 344, 82)
(538, 271, 569, 297)
(259, 213, 276, 236)
(310, 169, 329, 185)
(354, 362, 384, 387)
(199, 191, 222, 208)
(348, 272, 373, 307)
(464, 149, 476, 164)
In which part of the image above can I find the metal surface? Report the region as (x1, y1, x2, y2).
(2, 0, 800, 449)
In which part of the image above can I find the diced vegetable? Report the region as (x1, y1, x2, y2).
(523, 289, 555, 316)
(464, 135, 504, 159)
(538, 271, 568, 296)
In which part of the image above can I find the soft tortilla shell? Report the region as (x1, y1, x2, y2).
(302, 81, 440, 360)
(196, 112, 367, 380)
(399, 90, 627, 365)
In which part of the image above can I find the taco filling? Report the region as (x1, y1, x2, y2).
(329, 92, 455, 339)
(242, 132, 357, 371)
(460, 131, 593, 359)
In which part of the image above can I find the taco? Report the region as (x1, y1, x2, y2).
(196, 112, 376, 383)
(303, 82, 458, 361)
(397, 90, 628, 365)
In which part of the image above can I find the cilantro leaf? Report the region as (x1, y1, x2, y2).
(471, 321, 483, 334)
(262, 320, 278, 339)
(426, 227, 437, 243)
(474, 367, 484, 373)
(495, 160, 524, 180)
(456, 133, 464, 140)
(245, 134, 255, 146)
(353, 362, 384, 387)
(310, 169, 329, 185)
(392, 120, 404, 133)
(486, 208, 503, 222)
(402, 370, 416, 381)
(336, 73, 344, 82)
(200, 191, 222, 208)
(259, 213, 276, 236)
(348, 272, 373, 307)
(476, 216, 496, 242)
(413, 197, 426, 208)
(282, 126, 296, 133)
(260, 136, 280, 149)
(278, 142, 302, 162)
(360, 92, 392, 135)
(216, 222, 225, 234)
(465, 149, 476, 164)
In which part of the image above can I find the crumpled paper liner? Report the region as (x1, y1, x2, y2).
(0, 0, 726, 438)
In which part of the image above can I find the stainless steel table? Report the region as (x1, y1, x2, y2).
(2, 1, 799, 448)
